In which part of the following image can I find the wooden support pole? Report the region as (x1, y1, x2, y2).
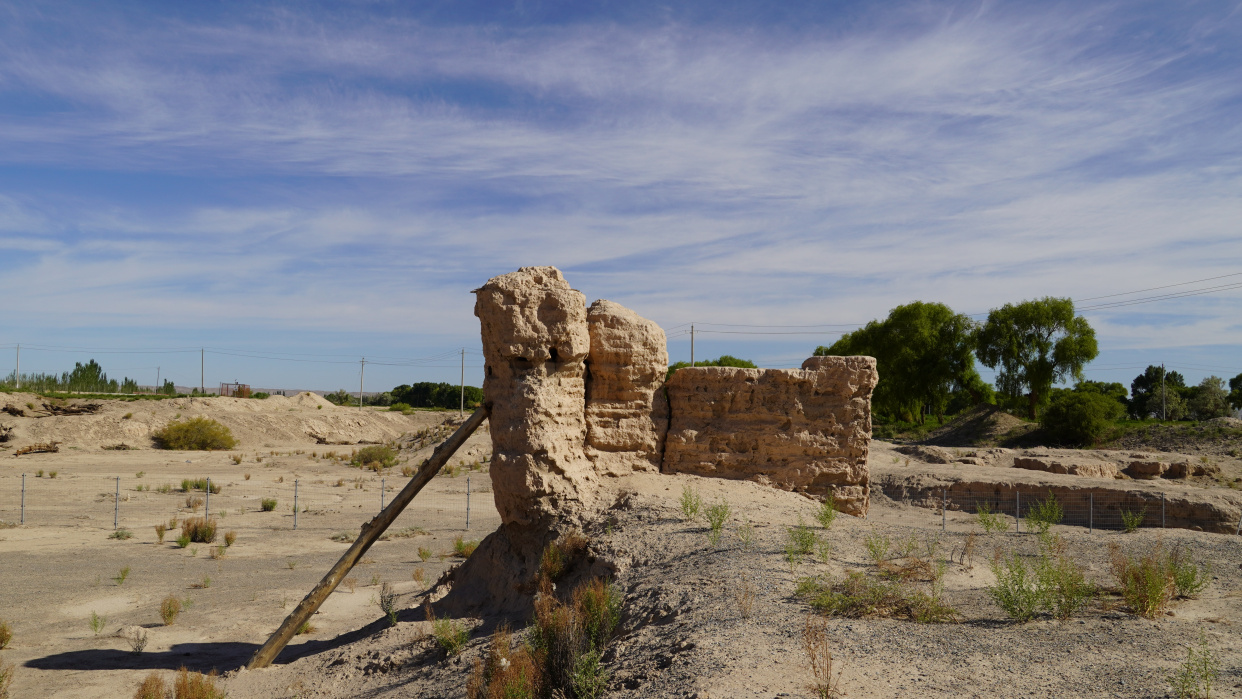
(246, 404, 490, 670)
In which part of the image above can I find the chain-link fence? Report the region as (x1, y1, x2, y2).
(914, 488, 1242, 536)
(0, 468, 501, 535)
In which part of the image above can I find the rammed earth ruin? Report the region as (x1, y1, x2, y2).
(475, 266, 877, 518)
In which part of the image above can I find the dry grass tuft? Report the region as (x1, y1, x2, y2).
(160, 595, 182, 626)
(133, 672, 166, 699)
(803, 614, 845, 698)
(172, 667, 226, 699)
(180, 517, 217, 544)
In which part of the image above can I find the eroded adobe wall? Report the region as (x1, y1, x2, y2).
(584, 299, 670, 475)
(474, 266, 597, 527)
(661, 356, 878, 516)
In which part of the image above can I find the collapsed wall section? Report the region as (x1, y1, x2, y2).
(584, 299, 670, 475)
(661, 355, 878, 516)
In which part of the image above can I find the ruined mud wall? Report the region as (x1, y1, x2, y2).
(474, 266, 597, 527)
(662, 356, 878, 516)
(584, 300, 670, 475)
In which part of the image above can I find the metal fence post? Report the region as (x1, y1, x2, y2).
(942, 489, 946, 532)
(1089, 493, 1093, 534)
(381, 478, 386, 512)
(205, 477, 210, 516)
(293, 480, 299, 530)
(20, 473, 25, 524)
(466, 475, 471, 530)
(1015, 491, 1021, 533)
(114, 476, 120, 530)
(1162, 492, 1166, 528)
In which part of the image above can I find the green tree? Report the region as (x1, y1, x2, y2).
(390, 382, 483, 409)
(815, 301, 979, 424)
(1041, 391, 1125, 446)
(1189, 376, 1231, 420)
(666, 355, 757, 382)
(1129, 366, 1185, 419)
(1229, 373, 1242, 412)
(975, 297, 1098, 420)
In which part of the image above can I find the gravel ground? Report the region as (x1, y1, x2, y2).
(224, 472, 1242, 698)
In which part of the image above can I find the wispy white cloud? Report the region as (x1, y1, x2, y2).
(0, 1, 1238, 386)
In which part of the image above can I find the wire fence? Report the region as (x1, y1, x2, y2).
(917, 489, 1242, 536)
(0, 468, 501, 536)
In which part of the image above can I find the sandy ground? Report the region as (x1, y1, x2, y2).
(4, 395, 1242, 698)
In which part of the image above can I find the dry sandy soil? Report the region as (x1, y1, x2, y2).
(3, 395, 1242, 698)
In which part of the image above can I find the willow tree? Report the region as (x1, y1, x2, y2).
(975, 297, 1097, 420)
(815, 301, 978, 424)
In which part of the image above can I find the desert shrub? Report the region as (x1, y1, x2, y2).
(1170, 547, 1211, 598)
(796, 571, 956, 623)
(541, 531, 590, 582)
(787, 518, 816, 560)
(816, 494, 838, 529)
(295, 621, 315, 635)
(330, 530, 355, 543)
(172, 667, 226, 699)
(0, 663, 12, 699)
(114, 566, 131, 585)
(975, 502, 1010, 534)
(678, 484, 701, 522)
(176, 534, 191, 548)
(252, 392, 270, 399)
(260, 497, 277, 512)
(154, 524, 167, 543)
(426, 601, 470, 656)
(109, 529, 134, 540)
(1035, 537, 1096, 619)
(153, 418, 237, 451)
(89, 611, 106, 636)
(418, 546, 432, 561)
(0, 619, 11, 649)
(378, 583, 399, 626)
(181, 517, 217, 543)
(454, 536, 480, 558)
(1025, 492, 1063, 535)
(160, 595, 182, 625)
(351, 444, 398, 470)
(1169, 630, 1220, 699)
(127, 627, 148, 654)
(863, 531, 891, 566)
(134, 672, 167, 699)
(180, 478, 220, 494)
(467, 625, 541, 699)
(704, 499, 731, 546)
(1110, 543, 1175, 618)
(1041, 391, 1124, 446)
(224, 530, 236, 547)
(1120, 506, 1147, 533)
(528, 577, 622, 697)
(987, 551, 1043, 622)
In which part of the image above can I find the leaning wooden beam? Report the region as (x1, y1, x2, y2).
(247, 404, 490, 670)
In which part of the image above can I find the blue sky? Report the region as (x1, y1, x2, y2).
(1, 0, 1240, 393)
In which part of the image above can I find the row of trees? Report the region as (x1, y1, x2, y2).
(816, 297, 1098, 423)
(0, 360, 176, 395)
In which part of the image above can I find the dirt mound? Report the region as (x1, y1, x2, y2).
(920, 404, 1035, 447)
(0, 392, 447, 451)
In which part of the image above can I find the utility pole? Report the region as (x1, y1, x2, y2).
(1160, 363, 1167, 420)
(156, 366, 160, 395)
(460, 348, 465, 417)
(358, 358, 366, 409)
(14, 344, 18, 390)
(690, 325, 695, 367)
(201, 348, 204, 395)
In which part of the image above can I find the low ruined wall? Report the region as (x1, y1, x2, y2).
(661, 356, 878, 516)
